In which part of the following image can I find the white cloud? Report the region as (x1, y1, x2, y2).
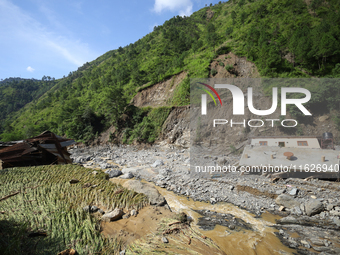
(27, 66, 35, 72)
(0, 0, 96, 68)
(153, 0, 193, 16)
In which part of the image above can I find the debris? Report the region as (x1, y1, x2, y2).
(0, 191, 20, 202)
(114, 189, 124, 195)
(58, 248, 78, 255)
(279, 206, 285, 211)
(168, 221, 182, 226)
(178, 212, 187, 223)
(163, 227, 180, 235)
(0, 131, 75, 168)
(69, 179, 79, 184)
(28, 232, 47, 237)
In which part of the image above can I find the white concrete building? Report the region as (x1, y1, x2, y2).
(250, 136, 320, 149)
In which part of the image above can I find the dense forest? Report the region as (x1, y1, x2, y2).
(0, 77, 55, 136)
(1, 0, 340, 142)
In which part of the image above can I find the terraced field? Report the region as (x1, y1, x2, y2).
(0, 165, 148, 254)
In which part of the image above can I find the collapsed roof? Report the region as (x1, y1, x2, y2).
(0, 131, 75, 169)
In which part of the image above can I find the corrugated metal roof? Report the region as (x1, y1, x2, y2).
(0, 131, 75, 169)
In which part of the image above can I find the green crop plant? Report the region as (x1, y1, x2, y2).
(0, 165, 148, 254)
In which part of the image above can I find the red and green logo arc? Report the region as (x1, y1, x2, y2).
(197, 82, 222, 106)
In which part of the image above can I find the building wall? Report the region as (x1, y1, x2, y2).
(251, 138, 320, 149)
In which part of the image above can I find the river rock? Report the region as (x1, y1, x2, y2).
(319, 115, 329, 122)
(120, 172, 134, 179)
(152, 160, 164, 168)
(101, 208, 124, 222)
(310, 238, 324, 246)
(83, 205, 90, 213)
(327, 204, 335, 211)
(105, 169, 122, 178)
(100, 163, 111, 169)
(277, 216, 298, 224)
(292, 206, 302, 215)
(289, 188, 298, 196)
(305, 200, 324, 216)
(122, 180, 166, 205)
(301, 240, 311, 248)
(159, 168, 172, 176)
(275, 194, 300, 209)
(276, 189, 285, 195)
(333, 217, 340, 227)
(91, 206, 99, 212)
(330, 210, 340, 216)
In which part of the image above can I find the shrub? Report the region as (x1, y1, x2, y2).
(225, 64, 234, 72)
(210, 69, 218, 76)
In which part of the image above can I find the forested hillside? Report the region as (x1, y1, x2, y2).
(1, 0, 340, 142)
(0, 77, 55, 137)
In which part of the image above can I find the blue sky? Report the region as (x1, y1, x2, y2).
(0, 0, 223, 80)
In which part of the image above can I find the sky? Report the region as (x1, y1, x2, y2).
(0, 0, 223, 80)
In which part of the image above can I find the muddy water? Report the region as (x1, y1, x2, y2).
(153, 184, 295, 255)
(111, 178, 295, 254)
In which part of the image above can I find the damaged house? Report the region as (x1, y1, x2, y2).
(0, 131, 75, 169)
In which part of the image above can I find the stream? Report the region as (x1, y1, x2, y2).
(112, 178, 296, 255)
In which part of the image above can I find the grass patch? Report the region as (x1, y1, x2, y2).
(0, 165, 148, 254)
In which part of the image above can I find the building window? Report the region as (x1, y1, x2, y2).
(297, 141, 308, 146)
(259, 141, 267, 146)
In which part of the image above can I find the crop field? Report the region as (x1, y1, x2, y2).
(0, 165, 148, 254)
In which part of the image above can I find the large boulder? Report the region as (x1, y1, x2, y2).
(275, 194, 300, 209)
(105, 169, 122, 178)
(122, 180, 166, 205)
(305, 200, 324, 216)
(101, 208, 124, 222)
